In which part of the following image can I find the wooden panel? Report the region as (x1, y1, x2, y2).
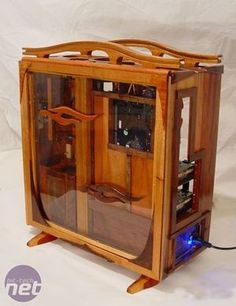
(75, 78, 93, 234)
(94, 96, 154, 214)
(170, 86, 202, 232)
(92, 94, 155, 259)
(21, 57, 170, 86)
(28, 73, 38, 195)
(162, 68, 222, 275)
(47, 77, 53, 140)
(151, 76, 169, 278)
(197, 71, 222, 212)
(131, 156, 153, 216)
(40, 167, 77, 231)
(20, 63, 33, 225)
(159, 76, 177, 279)
(94, 96, 128, 189)
(30, 218, 158, 279)
(88, 199, 151, 256)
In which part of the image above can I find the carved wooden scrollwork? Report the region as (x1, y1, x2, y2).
(112, 38, 222, 67)
(23, 40, 182, 69)
(80, 183, 143, 205)
(40, 106, 99, 126)
(23, 39, 222, 69)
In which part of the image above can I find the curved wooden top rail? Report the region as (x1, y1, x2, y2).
(23, 40, 182, 69)
(112, 39, 222, 67)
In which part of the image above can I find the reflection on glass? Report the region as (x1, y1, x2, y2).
(34, 73, 77, 231)
(33, 74, 154, 264)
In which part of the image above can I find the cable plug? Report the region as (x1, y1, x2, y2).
(192, 237, 212, 248)
(191, 237, 236, 251)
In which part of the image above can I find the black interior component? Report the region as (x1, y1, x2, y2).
(110, 100, 154, 152)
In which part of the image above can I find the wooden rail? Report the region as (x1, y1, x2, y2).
(112, 38, 222, 67)
(23, 40, 182, 69)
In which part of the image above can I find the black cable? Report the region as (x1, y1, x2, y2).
(211, 245, 236, 251)
(193, 237, 236, 250)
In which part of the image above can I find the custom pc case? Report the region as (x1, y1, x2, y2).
(20, 39, 223, 293)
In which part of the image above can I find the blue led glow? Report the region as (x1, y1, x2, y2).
(175, 224, 200, 262)
(187, 236, 193, 245)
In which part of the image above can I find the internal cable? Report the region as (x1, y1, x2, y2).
(193, 237, 236, 250)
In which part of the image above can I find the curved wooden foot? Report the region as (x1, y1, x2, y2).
(127, 275, 159, 294)
(27, 231, 57, 247)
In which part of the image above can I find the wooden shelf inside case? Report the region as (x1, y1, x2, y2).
(93, 90, 155, 105)
(108, 143, 153, 159)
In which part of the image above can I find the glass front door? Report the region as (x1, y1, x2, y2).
(32, 73, 155, 262)
(33, 73, 77, 231)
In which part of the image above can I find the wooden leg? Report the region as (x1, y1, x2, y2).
(127, 275, 159, 294)
(27, 231, 57, 247)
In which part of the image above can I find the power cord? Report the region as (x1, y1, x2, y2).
(193, 237, 236, 250)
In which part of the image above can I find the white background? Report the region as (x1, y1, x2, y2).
(0, 1, 236, 305)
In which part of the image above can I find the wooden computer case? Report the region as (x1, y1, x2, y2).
(19, 39, 223, 293)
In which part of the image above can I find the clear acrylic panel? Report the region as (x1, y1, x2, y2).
(32, 73, 155, 265)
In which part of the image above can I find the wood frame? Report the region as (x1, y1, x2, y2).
(112, 38, 222, 67)
(19, 39, 223, 293)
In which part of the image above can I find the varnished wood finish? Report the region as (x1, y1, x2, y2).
(40, 105, 99, 126)
(23, 41, 181, 69)
(20, 39, 223, 293)
(127, 275, 159, 294)
(80, 183, 143, 204)
(46, 77, 53, 140)
(75, 78, 93, 235)
(93, 90, 155, 105)
(113, 38, 222, 67)
(170, 87, 202, 233)
(27, 231, 57, 247)
(20, 63, 34, 225)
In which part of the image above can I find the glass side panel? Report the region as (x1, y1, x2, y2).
(32, 74, 155, 265)
(89, 80, 155, 262)
(33, 73, 77, 231)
